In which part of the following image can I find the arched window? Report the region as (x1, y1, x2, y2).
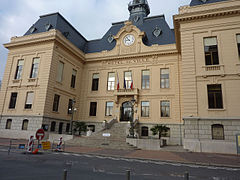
(212, 124, 224, 140)
(5, 119, 12, 129)
(22, 119, 29, 130)
(141, 126, 149, 137)
(50, 121, 56, 132)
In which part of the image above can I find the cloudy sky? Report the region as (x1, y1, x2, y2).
(0, 0, 191, 80)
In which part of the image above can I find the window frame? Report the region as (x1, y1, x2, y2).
(141, 126, 149, 137)
(5, 119, 12, 129)
(124, 71, 132, 89)
(22, 119, 29, 131)
(70, 69, 77, 88)
(107, 72, 115, 91)
(89, 102, 97, 116)
(9, 92, 18, 109)
(92, 73, 99, 91)
(30, 57, 40, 79)
(105, 101, 114, 116)
(56, 61, 64, 82)
(50, 121, 56, 132)
(142, 70, 150, 89)
(24, 92, 34, 109)
(160, 68, 170, 89)
(237, 34, 240, 59)
(212, 124, 224, 140)
(204, 37, 219, 66)
(52, 94, 60, 112)
(14, 59, 24, 80)
(160, 100, 170, 118)
(141, 101, 150, 117)
(207, 84, 223, 109)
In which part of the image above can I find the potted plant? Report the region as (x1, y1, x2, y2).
(150, 124, 169, 147)
(74, 122, 87, 136)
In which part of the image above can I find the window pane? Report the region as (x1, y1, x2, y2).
(22, 120, 28, 130)
(207, 84, 223, 109)
(204, 37, 217, 46)
(212, 124, 224, 140)
(108, 73, 115, 90)
(90, 102, 97, 116)
(9, 92, 17, 109)
(105, 102, 113, 116)
(92, 73, 99, 91)
(160, 69, 169, 88)
(25, 92, 34, 109)
(237, 35, 240, 43)
(52, 94, 60, 112)
(15, 60, 24, 80)
(161, 101, 170, 117)
(71, 69, 77, 88)
(57, 62, 64, 82)
(124, 72, 132, 80)
(142, 70, 150, 89)
(5, 119, 12, 129)
(141, 101, 149, 117)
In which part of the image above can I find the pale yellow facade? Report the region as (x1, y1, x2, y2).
(0, 0, 239, 153)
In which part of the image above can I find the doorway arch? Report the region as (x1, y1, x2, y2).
(120, 101, 133, 122)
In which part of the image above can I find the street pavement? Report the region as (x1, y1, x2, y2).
(0, 137, 240, 168)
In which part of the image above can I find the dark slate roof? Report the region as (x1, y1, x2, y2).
(25, 13, 87, 51)
(24, 12, 175, 54)
(190, 0, 228, 6)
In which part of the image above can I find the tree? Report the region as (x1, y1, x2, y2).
(74, 122, 87, 136)
(150, 124, 169, 140)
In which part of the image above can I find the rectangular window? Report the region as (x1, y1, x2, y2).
(142, 70, 150, 89)
(25, 92, 34, 109)
(22, 120, 28, 131)
(161, 101, 170, 117)
(71, 69, 77, 88)
(56, 61, 64, 82)
(237, 34, 240, 58)
(107, 72, 115, 91)
(124, 71, 132, 89)
(5, 119, 12, 129)
(66, 123, 70, 133)
(141, 101, 149, 117)
(204, 37, 219, 65)
(68, 99, 73, 114)
(30, 58, 40, 78)
(105, 102, 113, 116)
(9, 92, 18, 109)
(207, 84, 223, 109)
(160, 68, 169, 88)
(89, 102, 97, 116)
(52, 94, 60, 112)
(15, 60, 24, 80)
(92, 73, 99, 91)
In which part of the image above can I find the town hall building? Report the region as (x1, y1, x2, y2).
(0, 0, 239, 154)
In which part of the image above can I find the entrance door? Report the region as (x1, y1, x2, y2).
(58, 122, 63, 134)
(121, 101, 133, 122)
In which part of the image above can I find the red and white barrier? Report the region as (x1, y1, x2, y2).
(27, 136, 34, 153)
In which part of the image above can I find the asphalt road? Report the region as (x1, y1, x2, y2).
(0, 150, 240, 180)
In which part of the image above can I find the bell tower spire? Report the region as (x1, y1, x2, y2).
(128, 0, 150, 25)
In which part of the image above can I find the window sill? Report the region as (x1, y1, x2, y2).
(28, 78, 37, 82)
(52, 111, 60, 114)
(208, 108, 225, 111)
(12, 79, 21, 83)
(160, 117, 171, 119)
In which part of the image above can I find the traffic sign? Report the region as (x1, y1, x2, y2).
(102, 133, 111, 137)
(36, 129, 45, 140)
(42, 141, 51, 150)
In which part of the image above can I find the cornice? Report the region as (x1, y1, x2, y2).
(174, 5, 240, 22)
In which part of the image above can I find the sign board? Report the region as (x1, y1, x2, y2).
(102, 133, 111, 137)
(42, 141, 51, 150)
(18, 144, 25, 149)
(36, 129, 45, 141)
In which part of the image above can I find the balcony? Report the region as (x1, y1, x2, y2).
(114, 88, 139, 96)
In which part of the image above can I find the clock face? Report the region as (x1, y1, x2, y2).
(123, 34, 135, 46)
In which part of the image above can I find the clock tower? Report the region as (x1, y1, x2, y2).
(128, 0, 150, 25)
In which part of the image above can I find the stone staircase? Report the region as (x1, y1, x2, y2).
(66, 122, 137, 150)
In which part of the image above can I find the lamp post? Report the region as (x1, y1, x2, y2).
(69, 99, 76, 135)
(129, 98, 136, 138)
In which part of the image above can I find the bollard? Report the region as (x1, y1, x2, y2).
(63, 169, 67, 180)
(184, 172, 189, 180)
(126, 170, 130, 180)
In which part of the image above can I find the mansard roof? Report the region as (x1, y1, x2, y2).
(190, 0, 229, 6)
(24, 12, 175, 54)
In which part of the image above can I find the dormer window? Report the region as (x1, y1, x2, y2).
(107, 34, 114, 43)
(45, 23, 52, 31)
(153, 26, 162, 37)
(30, 27, 37, 34)
(63, 32, 70, 38)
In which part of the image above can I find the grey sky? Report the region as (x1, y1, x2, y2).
(0, 0, 191, 80)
